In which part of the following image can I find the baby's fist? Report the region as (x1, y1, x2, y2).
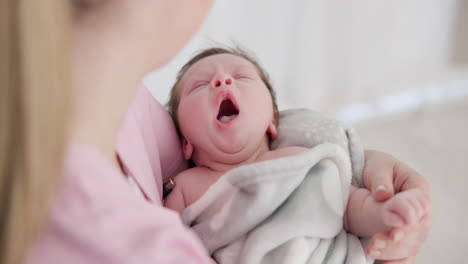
(381, 189, 431, 227)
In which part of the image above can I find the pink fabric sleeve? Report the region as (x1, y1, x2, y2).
(129, 85, 188, 185)
(25, 142, 211, 264)
(116, 85, 187, 202)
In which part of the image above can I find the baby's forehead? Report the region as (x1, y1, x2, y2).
(183, 53, 259, 79)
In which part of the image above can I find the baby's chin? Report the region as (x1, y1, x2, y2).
(213, 143, 247, 157)
(210, 132, 249, 154)
(208, 143, 252, 160)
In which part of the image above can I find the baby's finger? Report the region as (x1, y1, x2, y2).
(366, 232, 393, 259)
(366, 228, 415, 260)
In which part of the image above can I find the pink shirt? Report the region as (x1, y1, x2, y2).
(25, 86, 211, 263)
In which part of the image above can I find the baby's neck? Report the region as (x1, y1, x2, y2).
(193, 137, 271, 173)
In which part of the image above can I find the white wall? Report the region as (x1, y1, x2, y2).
(144, 0, 467, 121)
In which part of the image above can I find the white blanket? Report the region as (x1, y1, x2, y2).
(182, 109, 373, 264)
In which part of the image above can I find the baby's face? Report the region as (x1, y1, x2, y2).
(176, 54, 276, 162)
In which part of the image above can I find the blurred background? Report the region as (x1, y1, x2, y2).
(144, 1, 468, 263)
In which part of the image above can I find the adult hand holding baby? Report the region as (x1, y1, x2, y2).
(363, 150, 432, 264)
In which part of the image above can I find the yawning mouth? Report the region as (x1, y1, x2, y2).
(217, 98, 239, 124)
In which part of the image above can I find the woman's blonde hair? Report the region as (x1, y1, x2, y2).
(0, 0, 70, 263)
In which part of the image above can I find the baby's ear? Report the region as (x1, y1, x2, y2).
(182, 138, 194, 160)
(267, 121, 278, 139)
(267, 111, 279, 139)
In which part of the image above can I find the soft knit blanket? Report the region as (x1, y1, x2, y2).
(181, 109, 373, 264)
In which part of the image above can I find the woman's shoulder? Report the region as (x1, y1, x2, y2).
(117, 85, 187, 201)
(127, 85, 188, 181)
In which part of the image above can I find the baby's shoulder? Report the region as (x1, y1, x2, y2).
(171, 167, 221, 204)
(173, 166, 219, 184)
(174, 167, 203, 180)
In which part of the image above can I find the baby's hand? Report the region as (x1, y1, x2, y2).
(381, 189, 432, 227)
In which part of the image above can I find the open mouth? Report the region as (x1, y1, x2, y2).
(217, 98, 239, 124)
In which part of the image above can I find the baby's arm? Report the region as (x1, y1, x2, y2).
(164, 177, 187, 214)
(164, 168, 217, 214)
(344, 186, 430, 237)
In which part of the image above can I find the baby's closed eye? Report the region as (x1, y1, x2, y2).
(191, 81, 209, 91)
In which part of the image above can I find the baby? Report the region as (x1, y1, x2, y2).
(164, 47, 430, 251)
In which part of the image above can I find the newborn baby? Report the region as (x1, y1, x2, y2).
(164, 47, 431, 263)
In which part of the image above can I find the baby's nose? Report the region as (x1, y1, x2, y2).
(213, 77, 232, 88)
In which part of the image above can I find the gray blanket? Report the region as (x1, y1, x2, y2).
(181, 109, 373, 264)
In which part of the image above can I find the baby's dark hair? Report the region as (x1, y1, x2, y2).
(166, 46, 279, 130)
